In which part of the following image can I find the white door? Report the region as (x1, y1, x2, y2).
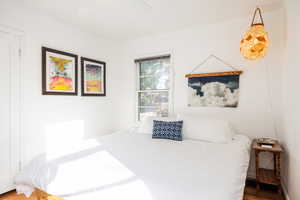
(0, 30, 21, 194)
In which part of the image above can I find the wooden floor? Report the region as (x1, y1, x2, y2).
(0, 181, 284, 200)
(244, 180, 285, 200)
(0, 191, 37, 200)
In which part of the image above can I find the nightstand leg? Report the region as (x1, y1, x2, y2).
(273, 153, 277, 174)
(255, 150, 260, 194)
(278, 185, 282, 195)
(275, 153, 282, 195)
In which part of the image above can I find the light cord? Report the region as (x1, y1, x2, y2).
(263, 57, 279, 139)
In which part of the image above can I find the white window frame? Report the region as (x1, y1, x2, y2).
(135, 54, 174, 121)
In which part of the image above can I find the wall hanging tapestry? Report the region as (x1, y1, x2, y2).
(185, 55, 242, 108)
(42, 47, 78, 95)
(81, 57, 106, 96)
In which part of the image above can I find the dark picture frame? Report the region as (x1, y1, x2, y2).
(81, 57, 106, 96)
(42, 47, 78, 95)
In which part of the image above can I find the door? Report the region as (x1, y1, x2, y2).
(0, 29, 21, 194)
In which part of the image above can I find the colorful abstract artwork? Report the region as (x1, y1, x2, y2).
(42, 47, 78, 95)
(85, 64, 102, 92)
(81, 57, 106, 96)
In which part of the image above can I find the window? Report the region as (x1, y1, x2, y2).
(135, 55, 171, 121)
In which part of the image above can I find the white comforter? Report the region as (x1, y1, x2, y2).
(15, 132, 250, 200)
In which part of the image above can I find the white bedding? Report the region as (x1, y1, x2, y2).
(15, 131, 250, 200)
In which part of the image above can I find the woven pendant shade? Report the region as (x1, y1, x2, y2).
(240, 8, 269, 60)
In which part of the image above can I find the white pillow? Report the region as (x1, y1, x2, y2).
(136, 116, 179, 134)
(181, 115, 235, 143)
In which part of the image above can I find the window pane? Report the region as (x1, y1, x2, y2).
(139, 59, 170, 90)
(138, 91, 169, 120)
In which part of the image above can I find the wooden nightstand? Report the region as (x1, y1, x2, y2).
(252, 139, 283, 194)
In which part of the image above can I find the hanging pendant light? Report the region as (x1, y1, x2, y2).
(240, 8, 269, 60)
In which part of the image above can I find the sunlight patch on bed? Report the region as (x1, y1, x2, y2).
(67, 179, 153, 200)
(47, 151, 138, 196)
(45, 120, 101, 160)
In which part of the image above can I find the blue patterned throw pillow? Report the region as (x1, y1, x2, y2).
(152, 120, 183, 141)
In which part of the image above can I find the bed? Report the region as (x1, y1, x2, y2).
(15, 130, 251, 200)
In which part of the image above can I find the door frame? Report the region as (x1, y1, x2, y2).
(0, 24, 24, 193)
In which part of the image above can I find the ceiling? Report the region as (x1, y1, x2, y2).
(23, 0, 282, 41)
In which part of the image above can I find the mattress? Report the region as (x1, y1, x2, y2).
(15, 131, 251, 200)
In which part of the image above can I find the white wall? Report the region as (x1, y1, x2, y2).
(116, 8, 285, 137)
(0, 0, 121, 166)
(115, 8, 285, 175)
(280, 1, 300, 199)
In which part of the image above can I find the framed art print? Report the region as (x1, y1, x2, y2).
(81, 57, 106, 96)
(42, 47, 78, 95)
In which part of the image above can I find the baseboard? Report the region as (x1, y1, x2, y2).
(0, 186, 15, 195)
(281, 182, 290, 200)
(0, 189, 16, 196)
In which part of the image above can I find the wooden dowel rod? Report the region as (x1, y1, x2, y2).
(185, 71, 243, 78)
